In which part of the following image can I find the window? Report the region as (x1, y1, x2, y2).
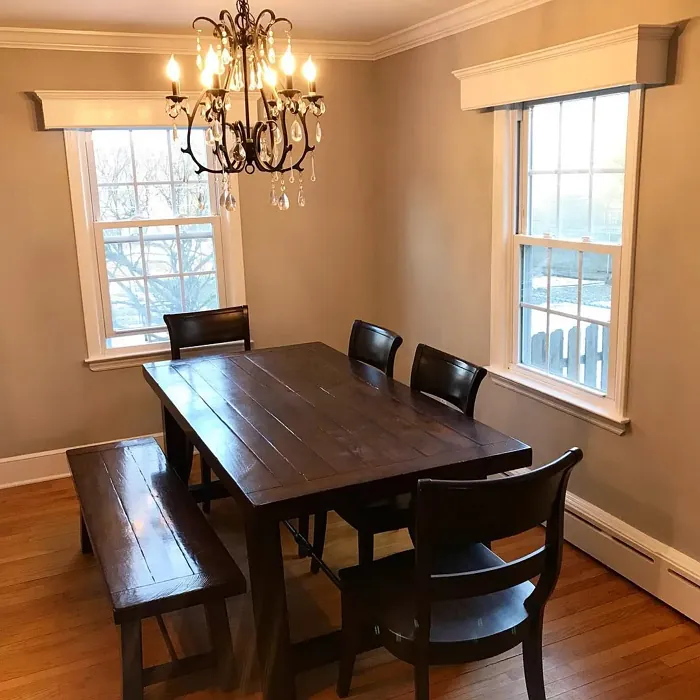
(66, 125, 245, 369)
(491, 89, 642, 432)
(88, 129, 223, 349)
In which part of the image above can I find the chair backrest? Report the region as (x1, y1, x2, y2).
(415, 448, 583, 611)
(410, 344, 487, 417)
(348, 320, 403, 378)
(163, 306, 251, 360)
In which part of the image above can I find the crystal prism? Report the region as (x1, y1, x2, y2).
(225, 193, 237, 211)
(298, 188, 306, 207)
(291, 120, 303, 143)
(316, 121, 323, 143)
(220, 191, 227, 208)
(278, 192, 290, 211)
(311, 154, 317, 182)
(212, 121, 223, 141)
(172, 124, 178, 142)
(205, 128, 215, 146)
(196, 54, 203, 70)
(273, 124, 283, 145)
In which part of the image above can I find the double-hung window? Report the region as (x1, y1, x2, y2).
(65, 122, 246, 369)
(491, 89, 642, 432)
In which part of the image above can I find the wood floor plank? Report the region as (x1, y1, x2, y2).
(0, 476, 699, 700)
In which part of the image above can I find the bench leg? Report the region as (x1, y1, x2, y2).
(205, 600, 235, 691)
(120, 620, 144, 700)
(201, 459, 212, 515)
(80, 512, 92, 555)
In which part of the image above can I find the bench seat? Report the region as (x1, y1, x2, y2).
(68, 437, 246, 699)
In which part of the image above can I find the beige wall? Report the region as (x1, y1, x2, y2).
(0, 50, 377, 458)
(374, 0, 700, 559)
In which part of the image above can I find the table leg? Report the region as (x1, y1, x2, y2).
(245, 516, 295, 700)
(162, 405, 193, 484)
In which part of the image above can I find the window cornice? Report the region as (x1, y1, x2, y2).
(453, 24, 675, 111)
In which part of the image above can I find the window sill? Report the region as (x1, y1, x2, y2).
(86, 339, 252, 372)
(487, 365, 630, 436)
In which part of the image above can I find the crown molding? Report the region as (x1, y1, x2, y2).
(0, 1, 555, 61)
(370, 0, 553, 60)
(0, 26, 374, 60)
(454, 24, 675, 110)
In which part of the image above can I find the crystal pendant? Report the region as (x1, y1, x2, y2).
(270, 186, 278, 207)
(205, 127, 215, 146)
(196, 54, 203, 70)
(225, 193, 237, 211)
(212, 121, 223, 141)
(220, 190, 227, 208)
(298, 186, 306, 207)
(273, 124, 283, 145)
(311, 153, 317, 182)
(289, 170, 295, 184)
(268, 46, 276, 64)
(198, 192, 206, 212)
(235, 142, 246, 161)
(278, 191, 290, 211)
(222, 47, 232, 65)
(316, 121, 323, 143)
(291, 120, 303, 143)
(172, 124, 178, 142)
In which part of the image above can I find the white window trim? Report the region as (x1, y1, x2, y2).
(60, 92, 247, 371)
(489, 89, 643, 435)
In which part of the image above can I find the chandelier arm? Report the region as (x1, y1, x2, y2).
(192, 16, 223, 36)
(181, 95, 224, 175)
(287, 111, 315, 173)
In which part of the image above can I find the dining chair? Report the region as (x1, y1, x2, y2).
(335, 344, 488, 566)
(163, 306, 251, 512)
(300, 320, 404, 573)
(336, 447, 584, 700)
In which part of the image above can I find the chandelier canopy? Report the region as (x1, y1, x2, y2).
(165, 0, 326, 211)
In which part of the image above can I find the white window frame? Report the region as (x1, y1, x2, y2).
(67, 130, 246, 371)
(489, 89, 643, 434)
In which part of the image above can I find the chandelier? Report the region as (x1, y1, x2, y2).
(165, 0, 326, 211)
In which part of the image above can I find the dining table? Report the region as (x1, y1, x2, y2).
(142, 341, 532, 700)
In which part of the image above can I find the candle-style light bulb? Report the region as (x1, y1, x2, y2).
(302, 56, 317, 94)
(203, 45, 220, 89)
(280, 43, 296, 90)
(264, 65, 278, 89)
(166, 55, 181, 96)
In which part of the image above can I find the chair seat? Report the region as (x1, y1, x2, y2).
(336, 493, 413, 535)
(340, 545, 534, 646)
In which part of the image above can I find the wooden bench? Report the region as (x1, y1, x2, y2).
(68, 437, 247, 700)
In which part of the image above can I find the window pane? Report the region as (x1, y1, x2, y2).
(520, 245, 549, 308)
(172, 130, 208, 182)
(529, 174, 558, 236)
(98, 185, 137, 221)
(181, 222, 214, 236)
(560, 98, 593, 170)
(132, 130, 171, 182)
(594, 93, 629, 169)
(520, 307, 548, 370)
(592, 173, 624, 244)
(579, 322, 609, 392)
(530, 102, 560, 171)
(142, 225, 177, 240)
(137, 184, 174, 219)
(182, 238, 216, 273)
(175, 183, 211, 217)
(145, 240, 180, 276)
(184, 274, 219, 312)
(104, 242, 143, 279)
(109, 280, 147, 331)
(582, 253, 613, 324)
(559, 174, 589, 239)
(148, 277, 183, 322)
(550, 249, 579, 315)
(93, 131, 132, 185)
(548, 313, 578, 380)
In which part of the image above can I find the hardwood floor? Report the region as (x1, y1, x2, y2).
(1, 476, 699, 699)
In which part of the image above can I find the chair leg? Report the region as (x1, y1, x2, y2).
(310, 512, 328, 574)
(414, 662, 430, 700)
(205, 600, 236, 691)
(80, 513, 92, 555)
(298, 516, 310, 558)
(358, 530, 374, 566)
(120, 620, 143, 700)
(201, 459, 212, 514)
(337, 591, 362, 698)
(522, 613, 546, 700)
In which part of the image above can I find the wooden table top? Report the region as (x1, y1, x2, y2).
(143, 342, 531, 520)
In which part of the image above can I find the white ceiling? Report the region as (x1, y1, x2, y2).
(0, 0, 489, 42)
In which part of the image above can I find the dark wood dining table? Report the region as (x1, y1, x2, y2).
(142, 341, 532, 700)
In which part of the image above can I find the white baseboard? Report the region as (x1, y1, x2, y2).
(0, 433, 164, 490)
(564, 492, 700, 624)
